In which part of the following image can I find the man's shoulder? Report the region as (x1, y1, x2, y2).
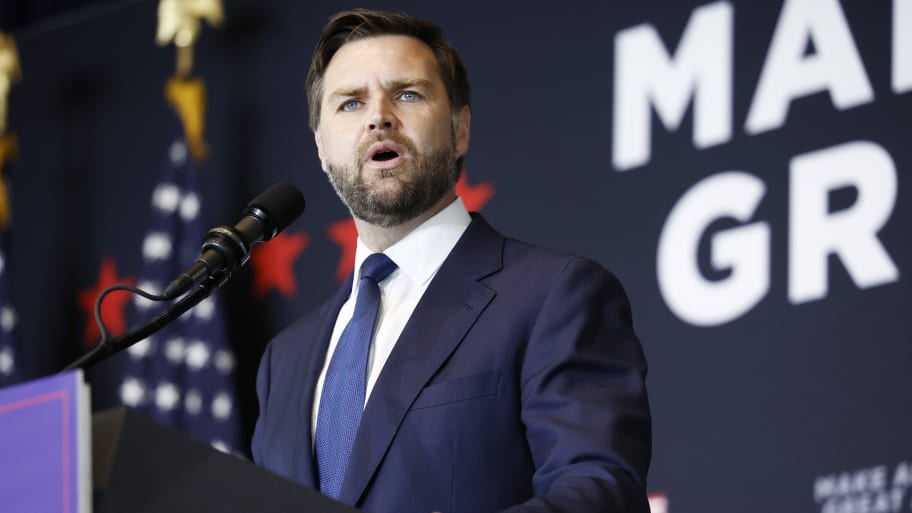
(467, 213, 619, 280)
(505, 239, 624, 296)
(503, 232, 612, 277)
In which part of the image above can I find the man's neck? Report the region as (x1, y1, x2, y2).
(355, 193, 457, 252)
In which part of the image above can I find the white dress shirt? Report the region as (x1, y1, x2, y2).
(311, 197, 472, 435)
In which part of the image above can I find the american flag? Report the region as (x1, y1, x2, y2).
(118, 111, 241, 453)
(0, 228, 17, 388)
(0, 146, 18, 388)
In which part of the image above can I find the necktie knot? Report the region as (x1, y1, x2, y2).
(360, 253, 397, 284)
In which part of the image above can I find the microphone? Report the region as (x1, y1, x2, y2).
(162, 182, 306, 298)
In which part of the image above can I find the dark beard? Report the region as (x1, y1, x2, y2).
(326, 136, 460, 227)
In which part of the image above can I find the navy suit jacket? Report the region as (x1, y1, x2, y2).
(252, 214, 651, 513)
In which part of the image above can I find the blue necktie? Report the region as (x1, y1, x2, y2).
(315, 252, 398, 499)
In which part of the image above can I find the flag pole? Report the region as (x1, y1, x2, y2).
(0, 32, 17, 385)
(0, 32, 20, 231)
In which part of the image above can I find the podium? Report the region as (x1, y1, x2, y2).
(93, 407, 359, 513)
(0, 372, 358, 513)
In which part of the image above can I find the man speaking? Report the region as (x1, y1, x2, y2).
(252, 9, 652, 513)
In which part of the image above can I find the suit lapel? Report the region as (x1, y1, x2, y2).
(340, 215, 505, 505)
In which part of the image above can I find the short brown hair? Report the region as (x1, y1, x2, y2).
(305, 9, 471, 131)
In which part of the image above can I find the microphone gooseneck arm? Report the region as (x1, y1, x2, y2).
(62, 271, 230, 372)
(59, 182, 306, 373)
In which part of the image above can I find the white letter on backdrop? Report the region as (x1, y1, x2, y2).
(746, 0, 874, 134)
(894, 0, 912, 93)
(658, 171, 769, 326)
(789, 141, 899, 304)
(613, 2, 733, 171)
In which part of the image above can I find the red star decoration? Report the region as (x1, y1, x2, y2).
(78, 257, 136, 348)
(250, 230, 310, 299)
(328, 218, 358, 283)
(455, 172, 495, 211)
(327, 169, 495, 282)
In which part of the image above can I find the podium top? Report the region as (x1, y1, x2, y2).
(94, 407, 358, 513)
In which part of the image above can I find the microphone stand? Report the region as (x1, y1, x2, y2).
(62, 270, 231, 372)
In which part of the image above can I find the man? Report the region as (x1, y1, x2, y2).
(252, 9, 651, 513)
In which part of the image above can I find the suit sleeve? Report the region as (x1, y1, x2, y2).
(504, 257, 652, 513)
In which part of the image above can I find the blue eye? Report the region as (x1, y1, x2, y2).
(341, 100, 361, 112)
(400, 91, 420, 101)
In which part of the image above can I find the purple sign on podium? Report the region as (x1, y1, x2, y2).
(0, 370, 90, 513)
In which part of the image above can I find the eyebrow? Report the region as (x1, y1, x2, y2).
(328, 78, 435, 99)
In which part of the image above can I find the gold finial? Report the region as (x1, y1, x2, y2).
(0, 33, 22, 136)
(165, 77, 208, 162)
(156, 0, 224, 77)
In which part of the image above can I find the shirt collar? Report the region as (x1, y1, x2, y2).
(352, 196, 472, 287)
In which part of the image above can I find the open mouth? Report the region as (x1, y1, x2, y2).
(365, 141, 407, 169)
(372, 150, 400, 162)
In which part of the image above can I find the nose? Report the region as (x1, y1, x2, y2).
(367, 97, 397, 131)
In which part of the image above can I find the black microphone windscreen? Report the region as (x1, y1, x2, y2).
(247, 182, 306, 236)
